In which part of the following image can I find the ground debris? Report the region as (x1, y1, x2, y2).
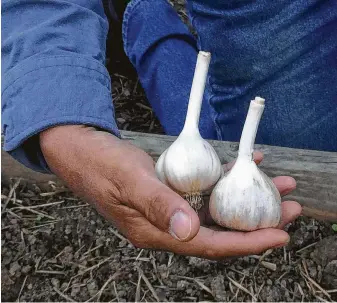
(2, 179, 336, 301)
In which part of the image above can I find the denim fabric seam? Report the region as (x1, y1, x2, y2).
(2, 62, 111, 97)
(3, 54, 109, 80)
(3, 116, 121, 151)
(122, 0, 145, 58)
(188, 8, 223, 141)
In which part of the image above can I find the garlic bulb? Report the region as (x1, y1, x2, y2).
(209, 97, 281, 231)
(155, 51, 223, 210)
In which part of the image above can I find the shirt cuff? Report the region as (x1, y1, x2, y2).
(2, 55, 121, 173)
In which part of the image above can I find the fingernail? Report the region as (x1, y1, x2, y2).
(169, 210, 192, 241)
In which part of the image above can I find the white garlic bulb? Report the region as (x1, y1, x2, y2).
(209, 97, 281, 231)
(155, 51, 223, 210)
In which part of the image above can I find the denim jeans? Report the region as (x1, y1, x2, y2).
(122, 0, 337, 151)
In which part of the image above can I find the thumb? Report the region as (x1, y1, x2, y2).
(128, 176, 200, 242)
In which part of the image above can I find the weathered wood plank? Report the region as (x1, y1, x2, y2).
(2, 131, 337, 221)
(1, 148, 60, 190)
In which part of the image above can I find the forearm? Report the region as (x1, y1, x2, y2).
(1, 0, 120, 173)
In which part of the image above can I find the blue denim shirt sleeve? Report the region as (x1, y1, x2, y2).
(1, 0, 121, 173)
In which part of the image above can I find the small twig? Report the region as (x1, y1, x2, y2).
(193, 279, 214, 297)
(302, 259, 310, 276)
(299, 262, 331, 300)
(40, 189, 69, 197)
(175, 275, 210, 280)
(74, 244, 86, 257)
(296, 282, 305, 302)
(229, 280, 235, 294)
(35, 270, 65, 275)
(20, 230, 26, 248)
(14, 207, 55, 220)
(256, 281, 265, 301)
(276, 270, 290, 282)
(108, 228, 129, 242)
(34, 256, 42, 271)
(98, 275, 116, 301)
(113, 281, 120, 302)
(78, 255, 114, 276)
(28, 220, 62, 230)
(133, 78, 140, 94)
(85, 274, 116, 302)
(149, 252, 164, 286)
(167, 253, 174, 268)
(135, 249, 144, 261)
(122, 257, 150, 262)
(60, 204, 89, 209)
(250, 255, 277, 271)
(227, 276, 257, 301)
(81, 244, 103, 259)
(140, 290, 149, 302)
(250, 285, 256, 303)
(296, 242, 318, 254)
(315, 295, 329, 302)
(302, 272, 331, 299)
(230, 275, 245, 302)
(317, 289, 337, 294)
(11, 200, 65, 210)
(16, 276, 28, 302)
(136, 102, 152, 111)
(1, 196, 23, 204)
(137, 266, 161, 302)
(53, 287, 76, 302)
(43, 247, 68, 266)
(2, 178, 21, 214)
(135, 271, 142, 302)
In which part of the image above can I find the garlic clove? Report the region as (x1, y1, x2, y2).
(209, 97, 282, 231)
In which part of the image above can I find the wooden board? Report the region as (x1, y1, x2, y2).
(2, 131, 337, 221)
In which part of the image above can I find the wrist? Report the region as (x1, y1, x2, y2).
(40, 124, 86, 139)
(39, 125, 94, 153)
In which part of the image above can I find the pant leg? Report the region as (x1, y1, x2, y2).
(187, 0, 337, 151)
(122, 0, 218, 139)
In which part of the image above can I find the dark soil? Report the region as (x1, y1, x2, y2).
(2, 0, 337, 302)
(1, 182, 337, 302)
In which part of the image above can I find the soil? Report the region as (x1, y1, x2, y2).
(2, 0, 337, 302)
(1, 182, 337, 302)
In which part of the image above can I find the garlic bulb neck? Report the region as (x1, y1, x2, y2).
(183, 51, 211, 134)
(209, 97, 281, 231)
(238, 97, 265, 161)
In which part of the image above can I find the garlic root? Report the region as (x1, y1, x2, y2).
(185, 193, 203, 212)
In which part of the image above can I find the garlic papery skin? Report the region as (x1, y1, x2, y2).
(209, 97, 281, 231)
(155, 51, 223, 210)
(156, 129, 223, 209)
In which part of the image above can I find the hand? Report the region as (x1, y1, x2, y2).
(40, 125, 302, 260)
